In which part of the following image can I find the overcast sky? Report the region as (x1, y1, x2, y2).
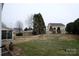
(2, 3, 79, 28)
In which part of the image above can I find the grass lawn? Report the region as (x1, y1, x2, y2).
(15, 34, 79, 56)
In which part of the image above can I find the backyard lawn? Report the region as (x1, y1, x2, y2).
(15, 34, 79, 56)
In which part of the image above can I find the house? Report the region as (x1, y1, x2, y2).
(23, 30, 33, 36)
(47, 23, 65, 33)
(2, 23, 13, 45)
(0, 3, 13, 56)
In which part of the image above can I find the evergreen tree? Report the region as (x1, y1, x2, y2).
(65, 22, 74, 34)
(32, 13, 46, 35)
(65, 18, 79, 34)
(74, 18, 79, 34)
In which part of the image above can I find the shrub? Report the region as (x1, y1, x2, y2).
(16, 33, 23, 36)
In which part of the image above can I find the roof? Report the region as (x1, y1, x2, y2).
(48, 23, 65, 26)
(2, 23, 12, 30)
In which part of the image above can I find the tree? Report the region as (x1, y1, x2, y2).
(74, 18, 79, 34)
(24, 27, 28, 31)
(25, 15, 33, 28)
(65, 22, 74, 34)
(75, 18, 79, 22)
(16, 21, 23, 33)
(65, 18, 79, 34)
(32, 13, 46, 35)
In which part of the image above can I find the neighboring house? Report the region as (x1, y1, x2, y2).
(23, 30, 33, 36)
(13, 27, 33, 36)
(47, 23, 65, 33)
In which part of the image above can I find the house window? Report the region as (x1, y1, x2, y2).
(2, 30, 12, 39)
(2, 30, 7, 39)
(7, 31, 12, 39)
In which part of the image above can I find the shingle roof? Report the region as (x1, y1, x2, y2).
(48, 23, 65, 26)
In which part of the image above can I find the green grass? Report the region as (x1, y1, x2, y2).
(15, 35, 79, 56)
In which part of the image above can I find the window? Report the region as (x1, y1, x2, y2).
(2, 30, 7, 39)
(2, 30, 12, 39)
(8, 31, 12, 39)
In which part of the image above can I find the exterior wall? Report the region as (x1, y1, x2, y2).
(23, 31, 33, 36)
(47, 24, 65, 33)
(52, 26, 65, 33)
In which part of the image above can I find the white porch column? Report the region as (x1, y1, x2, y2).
(0, 3, 3, 56)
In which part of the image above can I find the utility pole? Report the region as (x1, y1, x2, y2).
(0, 3, 4, 56)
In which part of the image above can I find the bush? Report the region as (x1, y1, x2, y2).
(16, 33, 23, 36)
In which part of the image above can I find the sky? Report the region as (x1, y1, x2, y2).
(2, 3, 79, 29)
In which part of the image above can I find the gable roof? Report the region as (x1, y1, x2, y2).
(48, 23, 65, 26)
(2, 23, 12, 30)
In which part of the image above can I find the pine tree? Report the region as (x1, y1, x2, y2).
(65, 18, 79, 34)
(32, 13, 46, 35)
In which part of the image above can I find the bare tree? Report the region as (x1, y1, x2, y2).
(25, 15, 33, 28)
(16, 21, 23, 33)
